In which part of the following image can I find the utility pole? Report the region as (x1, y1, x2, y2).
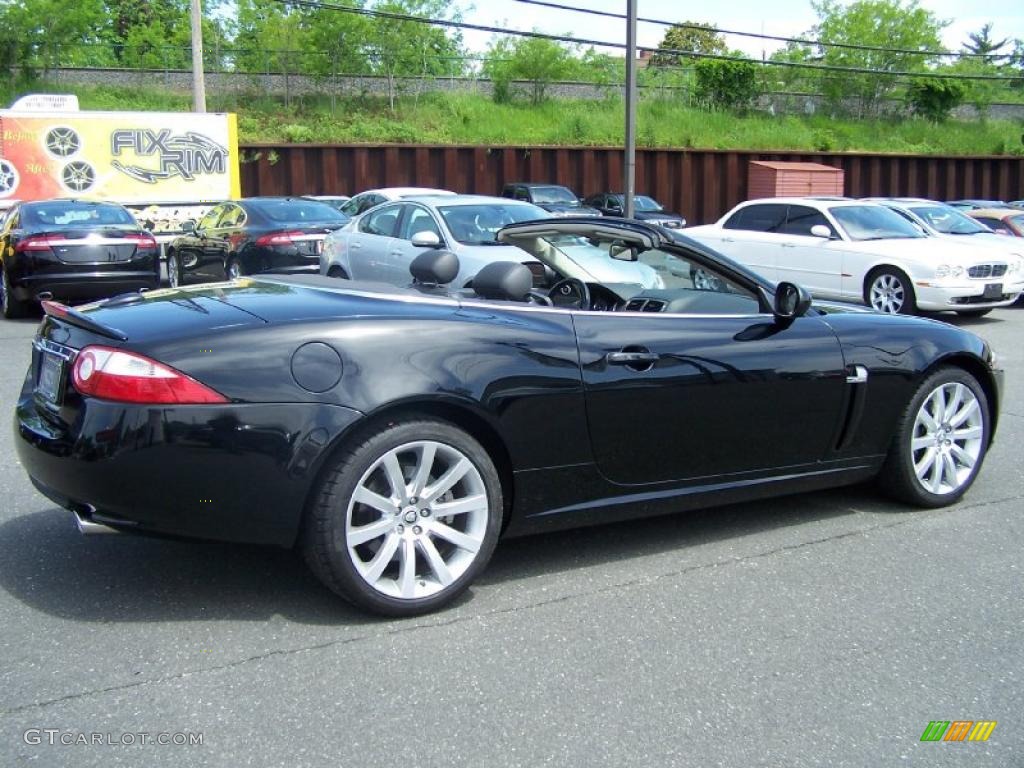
(190, 0, 207, 112)
(623, 0, 637, 218)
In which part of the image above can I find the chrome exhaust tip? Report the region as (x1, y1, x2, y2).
(36, 291, 54, 301)
(73, 506, 121, 535)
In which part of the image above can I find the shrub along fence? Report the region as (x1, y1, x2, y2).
(239, 144, 1024, 225)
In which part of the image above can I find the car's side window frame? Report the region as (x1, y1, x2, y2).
(399, 203, 444, 244)
(782, 205, 837, 238)
(359, 203, 403, 237)
(196, 205, 225, 233)
(722, 203, 788, 234)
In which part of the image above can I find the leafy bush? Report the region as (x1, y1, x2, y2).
(906, 79, 967, 122)
(693, 59, 761, 111)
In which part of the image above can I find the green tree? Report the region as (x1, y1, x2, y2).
(906, 77, 965, 121)
(364, 0, 464, 110)
(483, 35, 578, 104)
(962, 23, 1010, 56)
(809, 0, 947, 116)
(693, 57, 761, 110)
(649, 22, 726, 68)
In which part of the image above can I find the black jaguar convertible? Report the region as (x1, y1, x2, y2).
(15, 219, 1002, 615)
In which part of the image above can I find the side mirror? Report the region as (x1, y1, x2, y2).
(411, 230, 441, 248)
(609, 241, 638, 261)
(181, 220, 195, 233)
(810, 224, 832, 239)
(774, 281, 812, 321)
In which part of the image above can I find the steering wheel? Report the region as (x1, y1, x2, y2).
(548, 278, 591, 310)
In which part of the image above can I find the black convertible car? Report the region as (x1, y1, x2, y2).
(15, 219, 1002, 616)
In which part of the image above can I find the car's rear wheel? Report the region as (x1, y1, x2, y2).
(1, 265, 28, 319)
(877, 367, 989, 507)
(327, 265, 348, 279)
(303, 419, 502, 616)
(866, 268, 916, 315)
(167, 250, 182, 289)
(226, 257, 244, 280)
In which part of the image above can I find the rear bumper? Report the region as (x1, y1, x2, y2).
(13, 271, 160, 302)
(15, 392, 364, 547)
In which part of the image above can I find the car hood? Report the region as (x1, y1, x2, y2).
(936, 232, 1024, 256)
(843, 237, 1008, 266)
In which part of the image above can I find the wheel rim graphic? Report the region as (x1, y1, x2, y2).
(0, 160, 19, 197)
(45, 127, 80, 157)
(62, 161, 96, 193)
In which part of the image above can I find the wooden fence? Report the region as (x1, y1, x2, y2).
(239, 144, 1024, 225)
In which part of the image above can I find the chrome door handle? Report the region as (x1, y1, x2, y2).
(607, 351, 659, 364)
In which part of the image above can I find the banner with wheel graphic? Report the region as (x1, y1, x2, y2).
(0, 110, 240, 201)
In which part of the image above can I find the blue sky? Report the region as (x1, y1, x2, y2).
(459, 0, 1024, 58)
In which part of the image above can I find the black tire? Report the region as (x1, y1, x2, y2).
(167, 250, 182, 289)
(877, 366, 990, 508)
(302, 418, 503, 616)
(865, 267, 917, 315)
(955, 309, 992, 318)
(327, 265, 348, 279)
(1, 265, 28, 319)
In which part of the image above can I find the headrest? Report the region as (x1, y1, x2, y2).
(472, 261, 533, 302)
(409, 249, 459, 285)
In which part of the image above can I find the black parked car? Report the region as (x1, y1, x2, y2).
(583, 192, 686, 227)
(167, 197, 348, 286)
(0, 199, 159, 318)
(16, 218, 1001, 616)
(501, 183, 601, 217)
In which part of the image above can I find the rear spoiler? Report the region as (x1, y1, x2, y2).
(41, 300, 129, 341)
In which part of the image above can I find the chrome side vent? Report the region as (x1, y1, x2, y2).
(642, 300, 666, 312)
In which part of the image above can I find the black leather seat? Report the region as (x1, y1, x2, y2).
(468, 262, 534, 302)
(409, 249, 459, 295)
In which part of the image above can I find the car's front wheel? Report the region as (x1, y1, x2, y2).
(877, 367, 990, 507)
(1, 265, 28, 319)
(303, 418, 503, 616)
(226, 257, 244, 280)
(866, 268, 916, 315)
(167, 250, 182, 289)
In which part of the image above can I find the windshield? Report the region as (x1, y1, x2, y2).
(908, 205, 990, 235)
(530, 186, 579, 205)
(22, 202, 137, 229)
(634, 196, 663, 212)
(248, 199, 347, 224)
(829, 205, 926, 241)
(438, 203, 548, 244)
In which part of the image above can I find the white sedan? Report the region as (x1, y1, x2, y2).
(685, 198, 1024, 316)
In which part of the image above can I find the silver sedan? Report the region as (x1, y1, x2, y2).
(321, 195, 550, 288)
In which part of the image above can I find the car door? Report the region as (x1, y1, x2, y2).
(345, 203, 403, 282)
(778, 204, 845, 299)
(572, 245, 849, 486)
(387, 203, 445, 282)
(711, 203, 789, 281)
(181, 205, 227, 282)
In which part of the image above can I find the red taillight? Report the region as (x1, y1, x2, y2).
(255, 230, 304, 247)
(71, 346, 228, 404)
(15, 234, 58, 252)
(123, 233, 159, 250)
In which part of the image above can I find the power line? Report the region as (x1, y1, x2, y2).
(512, 0, 1013, 61)
(267, 0, 1024, 83)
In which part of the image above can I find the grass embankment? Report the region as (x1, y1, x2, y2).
(4, 82, 1023, 155)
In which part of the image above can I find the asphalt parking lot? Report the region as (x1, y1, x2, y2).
(0, 305, 1021, 767)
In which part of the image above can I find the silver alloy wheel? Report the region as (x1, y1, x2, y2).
(168, 253, 179, 288)
(910, 381, 984, 495)
(227, 261, 242, 280)
(345, 440, 489, 600)
(869, 273, 906, 314)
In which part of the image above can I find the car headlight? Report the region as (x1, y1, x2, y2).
(935, 264, 965, 279)
(1009, 257, 1023, 274)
